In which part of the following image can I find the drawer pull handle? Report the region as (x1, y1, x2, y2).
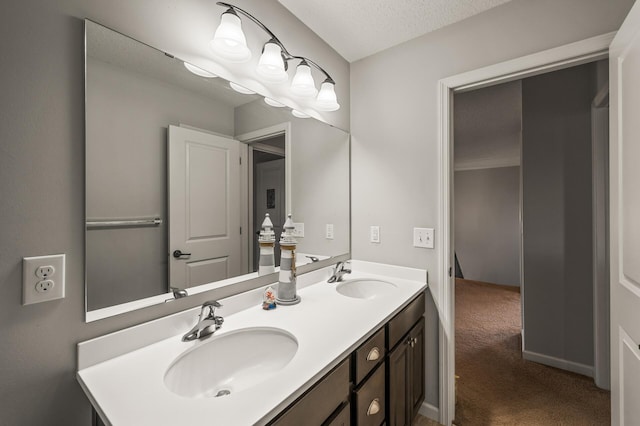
(366, 347, 380, 361)
(367, 398, 380, 416)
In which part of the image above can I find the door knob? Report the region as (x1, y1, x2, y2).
(173, 250, 191, 259)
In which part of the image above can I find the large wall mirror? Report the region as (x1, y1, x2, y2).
(85, 20, 350, 320)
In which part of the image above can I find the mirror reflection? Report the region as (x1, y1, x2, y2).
(85, 20, 349, 313)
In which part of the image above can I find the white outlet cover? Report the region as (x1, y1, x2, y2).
(413, 228, 434, 249)
(23, 254, 65, 305)
(293, 222, 304, 238)
(370, 226, 380, 243)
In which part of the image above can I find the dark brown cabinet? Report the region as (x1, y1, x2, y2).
(387, 292, 426, 426)
(270, 359, 351, 426)
(269, 292, 427, 426)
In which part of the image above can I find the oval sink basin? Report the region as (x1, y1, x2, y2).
(164, 327, 298, 398)
(336, 279, 398, 300)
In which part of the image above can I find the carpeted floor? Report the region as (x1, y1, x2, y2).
(454, 279, 610, 425)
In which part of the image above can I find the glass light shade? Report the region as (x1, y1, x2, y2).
(292, 109, 311, 118)
(290, 63, 317, 97)
(230, 82, 255, 95)
(257, 42, 288, 83)
(316, 81, 340, 111)
(210, 11, 251, 63)
(264, 97, 286, 107)
(183, 62, 217, 78)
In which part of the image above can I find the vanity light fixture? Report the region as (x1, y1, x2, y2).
(264, 97, 286, 107)
(257, 40, 288, 83)
(229, 81, 256, 95)
(290, 60, 317, 97)
(210, 8, 251, 62)
(211, 2, 340, 111)
(184, 62, 218, 78)
(291, 109, 311, 119)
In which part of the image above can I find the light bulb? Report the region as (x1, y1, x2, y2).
(210, 10, 251, 63)
(257, 41, 288, 83)
(183, 62, 217, 78)
(316, 80, 340, 111)
(230, 82, 255, 95)
(291, 61, 317, 97)
(264, 97, 286, 107)
(292, 109, 310, 118)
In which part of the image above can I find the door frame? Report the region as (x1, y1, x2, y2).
(436, 33, 614, 425)
(236, 122, 292, 273)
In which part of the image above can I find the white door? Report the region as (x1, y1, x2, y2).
(610, 3, 640, 424)
(168, 125, 241, 290)
(254, 158, 285, 270)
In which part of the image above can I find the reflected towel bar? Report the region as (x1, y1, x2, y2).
(86, 217, 163, 229)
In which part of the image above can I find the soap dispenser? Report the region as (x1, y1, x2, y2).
(258, 213, 276, 276)
(277, 214, 301, 305)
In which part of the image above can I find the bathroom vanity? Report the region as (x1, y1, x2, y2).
(270, 292, 425, 426)
(77, 262, 428, 426)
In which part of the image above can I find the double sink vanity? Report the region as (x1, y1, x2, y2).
(77, 261, 428, 426)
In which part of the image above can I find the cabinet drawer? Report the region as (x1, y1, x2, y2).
(272, 358, 350, 426)
(354, 327, 385, 385)
(388, 292, 425, 349)
(354, 362, 386, 426)
(325, 402, 351, 426)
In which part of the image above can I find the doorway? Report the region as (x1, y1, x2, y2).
(436, 33, 614, 425)
(251, 135, 286, 271)
(451, 61, 611, 424)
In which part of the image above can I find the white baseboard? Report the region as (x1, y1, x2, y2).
(418, 401, 440, 423)
(522, 350, 594, 377)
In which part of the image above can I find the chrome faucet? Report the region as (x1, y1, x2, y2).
(182, 300, 224, 342)
(328, 261, 351, 283)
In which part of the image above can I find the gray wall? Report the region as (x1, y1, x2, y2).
(0, 1, 348, 425)
(86, 58, 235, 310)
(454, 167, 521, 286)
(350, 0, 633, 411)
(522, 63, 596, 367)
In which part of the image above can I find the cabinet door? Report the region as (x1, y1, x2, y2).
(325, 402, 351, 426)
(408, 317, 426, 420)
(388, 337, 409, 426)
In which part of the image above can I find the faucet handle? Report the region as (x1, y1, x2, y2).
(199, 300, 222, 320)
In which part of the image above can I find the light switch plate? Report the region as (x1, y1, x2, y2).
(326, 224, 334, 239)
(23, 254, 66, 305)
(292, 222, 304, 238)
(370, 226, 380, 243)
(413, 228, 434, 249)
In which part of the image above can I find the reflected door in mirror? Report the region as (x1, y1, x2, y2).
(168, 125, 241, 289)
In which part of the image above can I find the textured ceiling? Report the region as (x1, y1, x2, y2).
(454, 80, 522, 170)
(278, 0, 513, 62)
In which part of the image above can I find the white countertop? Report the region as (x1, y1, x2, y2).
(77, 261, 428, 426)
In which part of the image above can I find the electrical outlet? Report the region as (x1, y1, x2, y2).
(413, 228, 434, 249)
(292, 222, 304, 237)
(370, 226, 380, 243)
(35, 280, 55, 293)
(23, 254, 65, 305)
(326, 224, 334, 239)
(35, 265, 55, 279)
